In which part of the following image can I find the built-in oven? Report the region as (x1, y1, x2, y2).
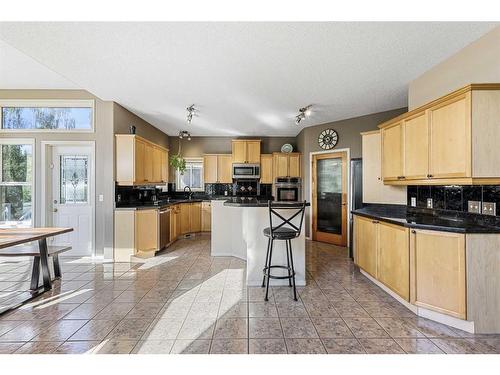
(232, 163, 260, 179)
(273, 177, 302, 202)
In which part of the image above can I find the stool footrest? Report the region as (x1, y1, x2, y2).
(263, 265, 296, 280)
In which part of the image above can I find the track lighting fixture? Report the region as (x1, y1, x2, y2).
(186, 104, 196, 124)
(179, 130, 191, 140)
(295, 105, 313, 125)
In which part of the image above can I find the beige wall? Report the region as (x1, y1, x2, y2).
(296, 108, 407, 237)
(408, 26, 500, 109)
(113, 103, 169, 149)
(0, 89, 114, 257)
(168, 136, 296, 181)
(0, 91, 168, 259)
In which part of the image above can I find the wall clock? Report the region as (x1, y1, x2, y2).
(318, 129, 338, 150)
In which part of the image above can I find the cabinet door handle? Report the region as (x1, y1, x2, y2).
(426, 174, 434, 178)
(411, 230, 416, 234)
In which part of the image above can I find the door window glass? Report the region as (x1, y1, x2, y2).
(60, 155, 89, 204)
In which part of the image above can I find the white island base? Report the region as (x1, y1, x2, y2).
(211, 200, 306, 287)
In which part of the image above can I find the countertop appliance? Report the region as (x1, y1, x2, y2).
(348, 158, 363, 259)
(273, 177, 302, 202)
(232, 163, 260, 179)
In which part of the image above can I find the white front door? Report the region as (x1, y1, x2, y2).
(50, 145, 93, 257)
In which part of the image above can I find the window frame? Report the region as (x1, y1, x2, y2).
(0, 99, 95, 133)
(175, 157, 204, 192)
(0, 138, 36, 228)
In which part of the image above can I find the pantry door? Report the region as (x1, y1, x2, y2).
(312, 151, 348, 246)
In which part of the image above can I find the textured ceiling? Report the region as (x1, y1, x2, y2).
(0, 22, 497, 136)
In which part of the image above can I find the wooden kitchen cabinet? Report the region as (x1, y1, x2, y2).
(135, 209, 158, 255)
(189, 202, 202, 233)
(361, 130, 406, 204)
(232, 140, 261, 164)
(378, 221, 410, 300)
(354, 215, 378, 278)
(272, 152, 301, 178)
(180, 203, 190, 234)
(203, 154, 232, 183)
(428, 92, 471, 179)
(202, 201, 212, 232)
(217, 155, 233, 183)
(378, 85, 500, 186)
(410, 229, 466, 319)
(204, 155, 218, 183)
(403, 111, 429, 180)
(381, 121, 404, 182)
(260, 154, 273, 184)
(116, 135, 169, 185)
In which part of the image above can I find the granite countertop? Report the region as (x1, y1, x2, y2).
(352, 205, 500, 234)
(115, 198, 205, 210)
(223, 197, 310, 207)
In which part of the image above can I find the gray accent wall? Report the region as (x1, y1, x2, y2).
(168, 136, 296, 181)
(295, 108, 407, 237)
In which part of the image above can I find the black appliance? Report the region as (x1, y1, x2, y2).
(273, 177, 302, 202)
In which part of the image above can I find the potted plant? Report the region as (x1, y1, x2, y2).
(170, 138, 187, 175)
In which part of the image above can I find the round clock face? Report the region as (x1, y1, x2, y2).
(318, 129, 338, 150)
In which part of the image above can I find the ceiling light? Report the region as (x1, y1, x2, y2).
(179, 130, 191, 140)
(186, 104, 196, 124)
(295, 105, 313, 125)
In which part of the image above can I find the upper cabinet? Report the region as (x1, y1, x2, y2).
(260, 154, 273, 184)
(272, 152, 301, 178)
(116, 135, 169, 186)
(379, 84, 500, 185)
(428, 93, 471, 179)
(361, 130, 406, 204)
(232, 140, 261, 164)
(381, 121, 404, 181)
(203, 154, 232, 184)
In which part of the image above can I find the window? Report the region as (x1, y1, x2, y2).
(0, 100, 94, 132)
(60, 155, 89, 204)
(0, 139, 34, 228)
(176, 158, 204, 191)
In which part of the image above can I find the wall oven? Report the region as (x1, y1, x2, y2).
(232, 163, 260, 179)
(273, 177, 302, 202)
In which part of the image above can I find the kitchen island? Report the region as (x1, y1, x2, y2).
(211, 198, 309, 287)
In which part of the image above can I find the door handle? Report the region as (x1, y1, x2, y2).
(53, 208, 58, 213)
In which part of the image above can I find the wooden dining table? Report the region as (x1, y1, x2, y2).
(0, 227, 73, 314)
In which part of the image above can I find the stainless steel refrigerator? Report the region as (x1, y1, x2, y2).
(348, 158, 363, 259)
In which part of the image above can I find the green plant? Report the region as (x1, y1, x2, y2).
(170, 153, 186, 175)
(169, 139, 186, 174)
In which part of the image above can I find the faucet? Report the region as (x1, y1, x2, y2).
(184, 186, 193, 200)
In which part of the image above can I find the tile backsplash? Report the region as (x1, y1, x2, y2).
(407, 185, 500, 216)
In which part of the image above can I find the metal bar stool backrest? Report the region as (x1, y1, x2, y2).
(267, 200, 307, 238)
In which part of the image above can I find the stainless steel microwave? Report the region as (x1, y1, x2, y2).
(232, 163, 260, 179)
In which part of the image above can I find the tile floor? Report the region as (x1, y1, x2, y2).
(0, 234, 499, 354)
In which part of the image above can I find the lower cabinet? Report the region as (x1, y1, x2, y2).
(202, 201, 212, 232)
(354, 215, 467, 318)
(354, 216, 378, 278)
(354, 215, 410, 300)
(378, 221, 410, 301)
(115, 202, 205, 261)
(410, 229, 467, 319)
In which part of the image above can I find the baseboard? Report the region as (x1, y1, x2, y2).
(360, 269, 475, 333)
(360, 270, 417, 314)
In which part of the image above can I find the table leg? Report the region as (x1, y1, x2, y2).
(38, 238, 52, 291)
(30, 256, 40, 291)
(53, 254, 61, 279)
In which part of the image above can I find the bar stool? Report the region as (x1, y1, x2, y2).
(262, 200, 306, 301)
